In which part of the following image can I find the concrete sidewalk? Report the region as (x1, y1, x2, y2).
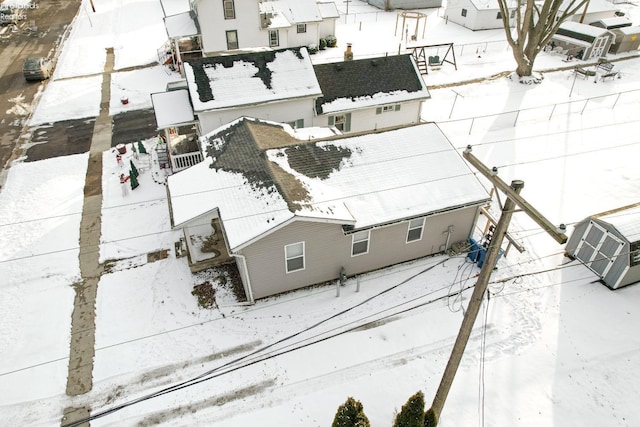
(61, 47, 115, 427)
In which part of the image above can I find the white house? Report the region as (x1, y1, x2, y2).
(188, 0, 339, 55)
(183, 47, 322, 136)
(167, 118, 491, 300)
(445, 0, 517, 31)
(312, 53, 430, 133)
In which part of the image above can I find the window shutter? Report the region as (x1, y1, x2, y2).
(395, 104, 401, 111)
(376, 107, 382, 115)
(328, 116, 334, 126)
(345, 113, 351, 132)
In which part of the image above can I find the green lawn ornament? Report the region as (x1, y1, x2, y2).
(129, 160, 139, 178)
(130, 169, 140, 190)
(138, 139, 148, 154)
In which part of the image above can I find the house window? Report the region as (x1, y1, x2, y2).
(297, 23, 307, 33)
(461, 8, 467, 17)
(376, 104, 401, 114)
(510, 10, 516, 19)
(223, 0, 235, 19)
(226, 30, 238, 50)
(407, 218, 425, 243)
(269, 29, 279, 47)
(329, 113, 351, 132)
(352, 230, 370, 256)
(288, 119, 304, 129)
(496, 11, 502, 19)
(285, 242, 305, 273)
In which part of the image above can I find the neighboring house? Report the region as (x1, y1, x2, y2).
(166, 118, 491, 301)
(445, 0, 517, 31)
(183, 47, 322, 136)
(160, 10, 202, 73)
(189, 0, 339, 55)
(151, 47, 431, 171)
(551, 21, 615, 59)
(565, 203, 640, 290)
(367, 0, 443, 9)
(312, 53, 430, 133)
(560, 0, 622, 25)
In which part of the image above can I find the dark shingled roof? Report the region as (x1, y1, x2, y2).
(313, 54, 424, 114)
(185, 47, 305, 104)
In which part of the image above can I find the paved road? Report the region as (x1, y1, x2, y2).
(0, 0, 80, 181)
(0, 0, 160, 183)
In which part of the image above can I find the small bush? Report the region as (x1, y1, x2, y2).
(424, 408, 438, 427)
(393, 391, 425, 427)
(332, 397, 370, 427)
(308, 43, 319, 54)
(319, 37, 327, 50)
(326, 35, 337, 48)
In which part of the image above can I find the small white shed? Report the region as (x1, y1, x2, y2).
(565, 203, 640, 290)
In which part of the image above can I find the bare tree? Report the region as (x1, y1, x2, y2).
(497, 0, 590, 80)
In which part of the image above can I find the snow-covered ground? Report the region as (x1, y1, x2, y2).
(1, 0, 640, 426)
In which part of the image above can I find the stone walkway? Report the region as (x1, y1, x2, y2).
(61, 47, 115, 427)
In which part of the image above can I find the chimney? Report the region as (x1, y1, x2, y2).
(344, 43, 353, 61)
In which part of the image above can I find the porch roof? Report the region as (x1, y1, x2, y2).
(151, 89, 195, 129)
(164, 11, 199, 39)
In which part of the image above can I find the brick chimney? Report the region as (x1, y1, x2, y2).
(344, 43, 353, 61)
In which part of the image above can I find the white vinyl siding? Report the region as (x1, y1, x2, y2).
(285, 242, 305, 273)
(351, 230, 370, 256)
(407, 218, 425, 243)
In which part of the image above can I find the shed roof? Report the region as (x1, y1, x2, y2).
(183, 47, 322, 113)
(167, 119, 489, 251)
(557, 21, 613, 42)
(594, 203, 640, 243)
(313, 54, 430, 114)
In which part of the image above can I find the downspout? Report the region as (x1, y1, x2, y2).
(233, 253, 255, 305)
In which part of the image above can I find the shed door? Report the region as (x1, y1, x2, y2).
(590, 36, 608, 58)
(575, 221, 624, 278)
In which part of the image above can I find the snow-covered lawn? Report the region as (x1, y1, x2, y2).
(1, 0, 640, 426)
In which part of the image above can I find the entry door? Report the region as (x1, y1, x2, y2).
(575, 221, 624, 278)
(590, 36, 607, 58)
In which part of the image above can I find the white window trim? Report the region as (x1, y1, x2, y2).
(285, 242, 305, 273)
(406, 218, 425, 243)
(269, 29, 279, 47)
(351, 230, 370, 257)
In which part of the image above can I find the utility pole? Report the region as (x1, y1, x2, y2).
(427, 145, 568, 425)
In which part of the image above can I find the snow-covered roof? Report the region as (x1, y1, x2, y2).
(259, 0, 322, 29)
(183, 48, 322, 113)
(167, 119, 489, 251)
(318, 2, 340, 19)
(468, 0, 517, 11)
(618, 25, 640, 35)
(164, 11, 198, 39)
(314, 55, 430, 115)
(559, 21, 613, 37)
(595, 204, 640, 243)
(150, 89, 195, 129)
(560, 0, 619, 14)
(592, 16, 632, 27)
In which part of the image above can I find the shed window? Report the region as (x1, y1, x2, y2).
(269, 29, 279, 47)
(631, 242, 640, 266)
(285, 242, 305, 273)
(223, 0, 235, 19)
(407, 218, 425, 243)
(226, 30, 238, 50)
(496, 11, 502, 19)
(297, 23, 307, 33)
(461, 8, 467, 17)
(352, 230, 370, 256)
